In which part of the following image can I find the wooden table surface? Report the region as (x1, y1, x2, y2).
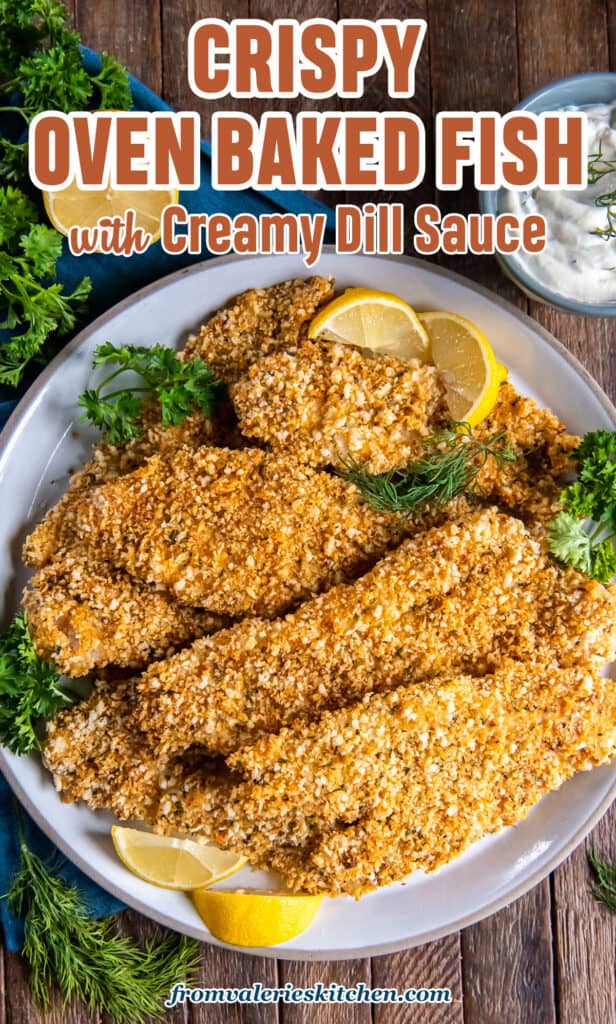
(3, 1, 616, 1022)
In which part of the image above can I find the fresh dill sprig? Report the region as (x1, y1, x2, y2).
(587, 143, 616, 185)
(587, 848, 616, 913)
(0, 612, 76, 754)
(340, 423, 515, 516)
(586, 144, 616, 239)
(78, 342, 226, 444)
(7, 824, 201, 1021)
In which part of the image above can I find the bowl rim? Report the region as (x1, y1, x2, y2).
(478, 71, 616, 316)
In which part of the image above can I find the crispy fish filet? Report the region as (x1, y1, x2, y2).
(43, 508, 616, 820)
(231, 340, 446, 473)
(23, 555, 227, 676)
(25, 447, 409, 618)
(475, 382, 580, 527)
(24, 405, 221, 568)
(158, 661, 615, 896)
(131, 508, 616, 758)
(182, 276, 334, 383)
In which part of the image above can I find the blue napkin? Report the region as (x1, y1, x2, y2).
(0, 45, 335, 427)
(0, 49, 335, 951)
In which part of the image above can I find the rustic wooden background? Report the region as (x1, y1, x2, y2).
(3, 1, 616, 1022)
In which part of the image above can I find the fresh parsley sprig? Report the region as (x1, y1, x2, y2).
(78, 342, 226, 444)
(548, 430, 616, 583)
(0, 613, 76, 754)
(0, 0, 131, 119)
(0, 185, 91, 386)
(587, 848, 616, 913)
(7, 820, 201, 1021)
(340, 423, 515, 516)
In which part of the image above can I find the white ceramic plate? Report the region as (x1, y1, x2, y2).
(0, 251, 614, 960)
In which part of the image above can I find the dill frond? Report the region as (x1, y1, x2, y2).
(340, 423, 515, 516)
(7, 833, 201, 1022)
(588, 848, 616, 913)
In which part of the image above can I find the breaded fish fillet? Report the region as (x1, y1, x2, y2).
(182, 276, 334, 383)
(23, 555, 227, 676)
(43, 508, 616, 818)
(231, 340, 446, 473)
(25, 447, 408, 618)
(24, 404, 221, 568)
(475, 382, 580, 527)
(159, 661, 615, 896)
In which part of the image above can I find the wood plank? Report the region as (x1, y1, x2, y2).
(4, 947, 101, 1024)
(190, 944, 278, 1024)
(517, 0, 608, 86)
(279, 960, 371, 1024)
(372, 935, 463, 1023)
(337, 0, 432, 248)
(73, 0, 163, 94)
(429, 0, 521, 298)
(161, 0, 248, 136)
(552, 804, 616, 1024)
(462, 883, 556, 1024)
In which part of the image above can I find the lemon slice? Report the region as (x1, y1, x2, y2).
(419, 311, 506, 425)
(111, 826, 246, 891)
(308, 287, 429, 361)
(192, 889, 324, 947)
(43, 182, 177, 246)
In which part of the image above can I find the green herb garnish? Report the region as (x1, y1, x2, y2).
(78, 342, 226, 444)
(0, 185, 91, 386)
(548, 430, 616, 583)
(0, 613, 76, 754)
(340, 423, 515, 516)
(586, 145, 616, 239)
(7, 824, 201, 1021)
(0, 0, 131, 119)
(587, 848, 616, 913)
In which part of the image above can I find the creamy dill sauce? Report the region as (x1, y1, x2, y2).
(503, 102, 616, 304)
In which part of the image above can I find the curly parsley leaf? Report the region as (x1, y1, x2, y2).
(549, 431, 616, 583)
(78, 343, 226, 444)
(0, 613, 76, 754)
(0, 186, 92, 385)
(0, 139, 29, 183)
(92, 52, 132, 111)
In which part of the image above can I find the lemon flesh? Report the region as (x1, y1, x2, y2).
(43, 183, 177, 245)
(419, 311, 505, 425)
(192, 889, 324, 947)
(111, 826, 246, 891)
(308, 287, 429, 362)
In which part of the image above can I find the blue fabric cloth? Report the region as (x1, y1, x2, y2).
(0, 45, 335, 427)
(0, 49, 335, 950)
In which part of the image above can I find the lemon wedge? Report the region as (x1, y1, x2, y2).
(43, 182, 177, 246)
(308, 287, 429, 362)
(419, 311, 506, 425)
(111, 827, 246, 891)
(192, 889, 324, 947)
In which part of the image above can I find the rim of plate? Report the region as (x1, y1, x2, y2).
(0, 249, 615, 960)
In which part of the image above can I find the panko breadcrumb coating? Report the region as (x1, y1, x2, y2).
(166, 661, 613, 896)
(182, 276, 334, 383)
(23, 555, 227, 676)
(231, 340, 446, 473)
(24, 402, 222, 568)
(43, 507, 616, 818)
(476, 382, 580, 527)
(132, 507, 616, 759)
(25, 447, 411, 618)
